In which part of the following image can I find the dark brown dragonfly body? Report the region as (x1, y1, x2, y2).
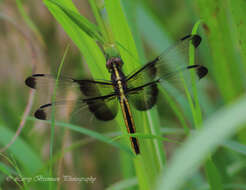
(107, 57, 140, 154)
(25, 34, 208, 155)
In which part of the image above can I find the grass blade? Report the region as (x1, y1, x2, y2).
(27, 118, 133, 156)
(157, 94, 246, 190)
(48, 46, 69, 190)
(46, 0, 104, 43)
(0, 127, 44, 175)
(43, 0, 108, 79)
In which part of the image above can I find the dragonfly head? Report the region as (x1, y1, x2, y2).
(106, 57, 124, 73)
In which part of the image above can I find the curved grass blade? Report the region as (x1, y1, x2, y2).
(113, 133, 179, 144)
(27, 118, 134, 157)
(157, 94, 246, 190)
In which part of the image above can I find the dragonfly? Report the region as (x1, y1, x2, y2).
(25, 34, 208, 155)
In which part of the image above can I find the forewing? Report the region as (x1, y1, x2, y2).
(126, 35, 208, 89)
(25, 74, 114, 99)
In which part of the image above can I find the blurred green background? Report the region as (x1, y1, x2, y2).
(0, 0, 246, 190)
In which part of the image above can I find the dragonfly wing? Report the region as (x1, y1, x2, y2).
(83, 94, 119, 121)
(33, 93, 118, 122)
(25, 74, 114, 99)
(127, 81, 159, 111)
(155, 34, 207, 83)
(126, 34, 208, 89)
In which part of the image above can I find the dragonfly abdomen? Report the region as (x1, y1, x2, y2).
(109, 58, 140, 154)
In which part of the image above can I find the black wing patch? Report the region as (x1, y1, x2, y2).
(127, 80, 159, 111)
(84, 94, 118, 121)
(34, 93, 118, 121)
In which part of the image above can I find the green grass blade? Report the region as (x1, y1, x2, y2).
(204, 158, 223, 190)
(16, 0, 45, 46)
(46, 0, 104, 43)
(113, 133, 179, 144)
(227, 0, 246, 145)
(89, 0, 111, 43)
(105, 0, 139, 72)
(0, 127, 44, 175)
(106, 177, 137, 190)
(223, 140, 246, 156)
(224, 184, 246, 189)
(105, 1, 151, 189)
(105, 1, 165, 188)
(27, 118, 133, 156)
(228, 0, 246, 73)
(190, 20, 203, 126)
(136, 4, 192, 130)
(196, 0, 241, 102)
(43, 0, 108, 79)
(157, 94, 246, 190)
(0, 162, 17, 176)
(48, 46, 69, 190)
